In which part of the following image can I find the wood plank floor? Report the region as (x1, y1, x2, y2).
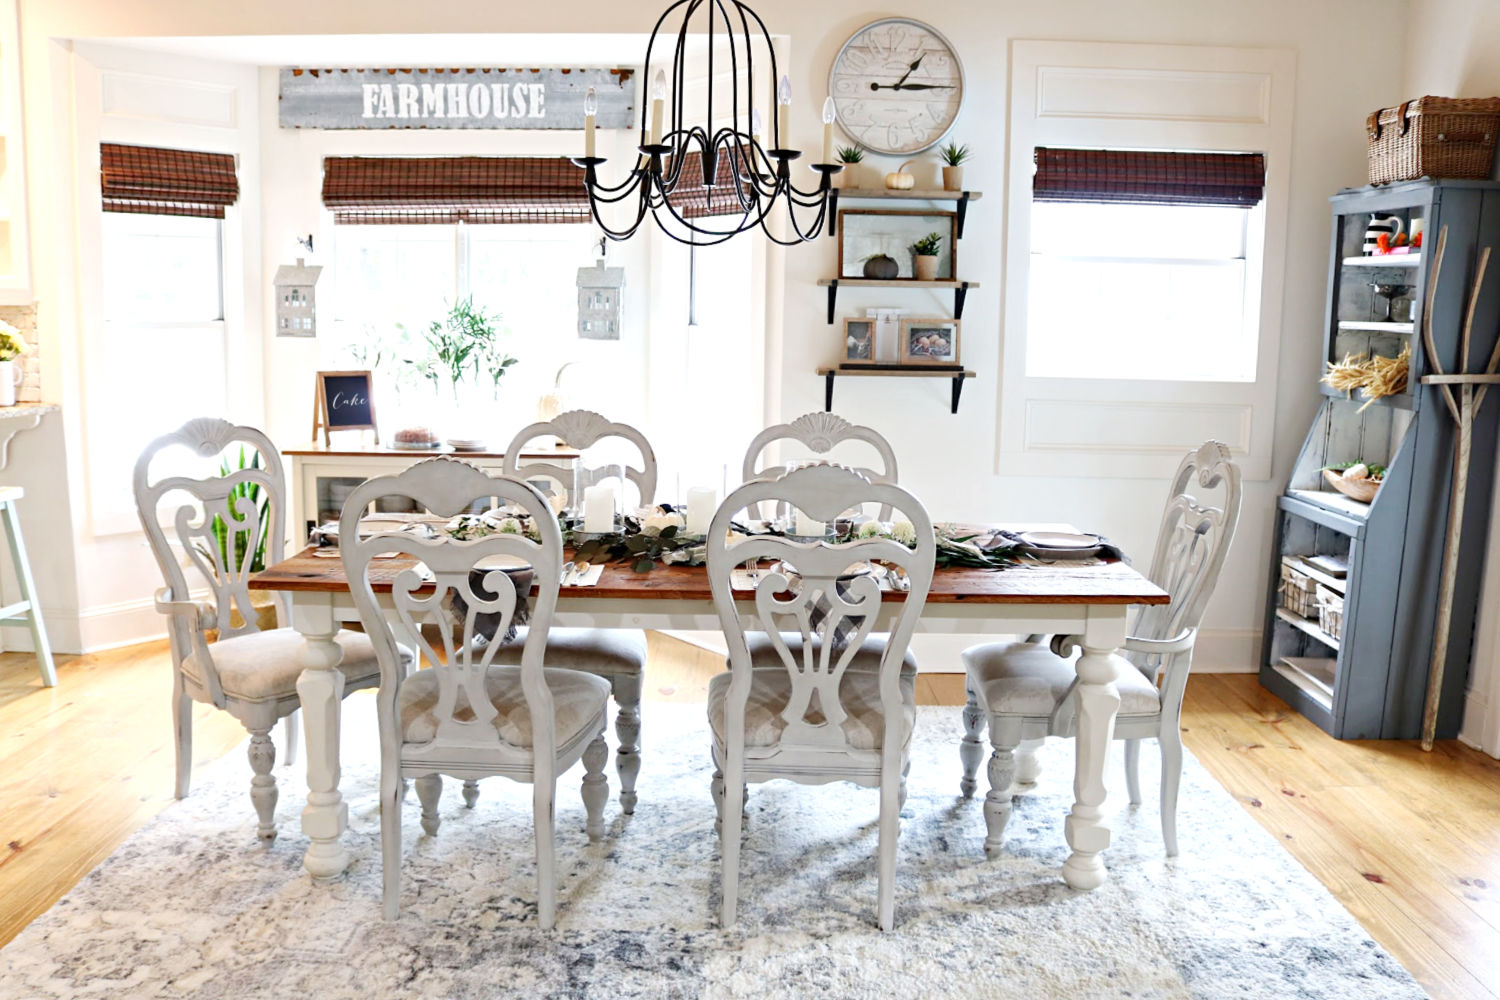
(1, 636, 1497, 1000)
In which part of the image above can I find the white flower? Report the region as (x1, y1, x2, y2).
(856, 521, 883, 540)
(523, 519, 542, 541)
(547, 492, 568, 515)
(496, 517, 524, 535)
(642, 510, 685, 536)
(890, 518, 917, 546)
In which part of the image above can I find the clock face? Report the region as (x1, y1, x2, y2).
(829, 18, 964, 156)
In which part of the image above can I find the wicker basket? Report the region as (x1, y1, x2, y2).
(1279, 558, 1320, 618)
(1316, 585, 1345, 641)
(1367, 97, 1500, 185)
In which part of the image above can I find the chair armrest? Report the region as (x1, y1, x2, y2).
(153, 587, 215, 631)
(1122, 627, 1196, 656)
(1049, 634, 1081, 658)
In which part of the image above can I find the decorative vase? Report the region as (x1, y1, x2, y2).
(841, 164, 862, 189)
(831, 169, 847, 190)
(0, 360, 18, 407)
(914, 254, 939, 281)
(942, 165, 965, 191)
(863, 254, 900, 280)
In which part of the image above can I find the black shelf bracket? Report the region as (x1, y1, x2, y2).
(826, 279, 839, 324)
(828, 189, 840, 237)
(824, 371, 837, 412)
(954, 281, 970, 319)
(950, 373, 966, 414)
(956, 191, 971, 238)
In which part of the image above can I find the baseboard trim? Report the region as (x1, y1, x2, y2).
(1459, 688, 1499, 758)
(0, 606, 84, 656)
(76, 596, 166, 653)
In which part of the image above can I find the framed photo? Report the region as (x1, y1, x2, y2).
(866, 307, 909, 363)
(842, 318, 877, 365)
(900, 318, 961, 366)
(313, 370, 379, 445)
(838, 209, 957, 280)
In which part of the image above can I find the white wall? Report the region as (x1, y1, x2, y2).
(1404, 0, 1500, 755)
(16, 0, 1409, 664)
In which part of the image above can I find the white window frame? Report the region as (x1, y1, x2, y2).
(1000, 41, 1295, 480)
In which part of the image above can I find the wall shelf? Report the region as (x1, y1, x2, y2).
(1336, 320, 1414, 333)
(831, 189, 983, 237)
(817, 278, 977, 324)
(1341, 254, 1421, 268)
(1274, 607, 1341, 651)
(815, 365, 976, 414)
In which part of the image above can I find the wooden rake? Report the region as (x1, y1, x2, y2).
(1418, 227, 1500, 750)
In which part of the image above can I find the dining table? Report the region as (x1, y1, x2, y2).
(250, 524, 1169, 893)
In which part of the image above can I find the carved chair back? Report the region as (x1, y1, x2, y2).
(134, 419, 287, 681)
(741, 413, 899, 520)
(706, 465, 935, 761)
(502, 409, 657, 511)
(341, 458, 564, 772)
(1128, 441, 1242, 709)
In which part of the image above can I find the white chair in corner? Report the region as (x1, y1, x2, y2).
(341, 457, 610, 926)
(135, 418, 396, 841)
(706, 464, 936, 931)
(958, 441, 1242, 857)
(499, 409, 656, 815)
(741, 411, 898, 517)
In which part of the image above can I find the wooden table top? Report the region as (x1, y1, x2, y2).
(283, 443, 580, 460)
(253, 539, 1169, 608)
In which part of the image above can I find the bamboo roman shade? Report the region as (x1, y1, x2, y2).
(664, 150, 751, 219)
(1033, 147, 1266, 208)
(100, 143, 240, 219)
(321, 156, 591, 224)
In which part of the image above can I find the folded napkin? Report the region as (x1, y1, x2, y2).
(566, 564, 606, 587)
(993, 530, 1128, 564)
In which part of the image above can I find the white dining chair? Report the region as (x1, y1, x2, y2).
(958, 441, 1242, 857)
(706, 464, 936, 931)
(498, 408, 656, 814)
(741, 412, 898, 519)
(341, 457, 610, 926)
(135, 417, 397, 841)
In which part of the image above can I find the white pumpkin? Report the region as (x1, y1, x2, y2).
(885, 160, 917, 190)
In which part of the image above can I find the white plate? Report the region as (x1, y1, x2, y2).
(474, 553, 532, 572)
(389, 439, 440, 451)
(1017, 531, 1101, 550)
(447, 438, 488, 451)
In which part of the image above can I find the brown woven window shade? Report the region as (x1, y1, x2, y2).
(322, 156, 590, 224)
(665, 150, 752, 220)
(1033, 148, 1265, 208)
(100, 143, 240, 218)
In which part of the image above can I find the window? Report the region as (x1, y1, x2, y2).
(1027, 200, 1260, 381)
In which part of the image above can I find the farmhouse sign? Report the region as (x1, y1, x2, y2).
(279, 68, 636, 130)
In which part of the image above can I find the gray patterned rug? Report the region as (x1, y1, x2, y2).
(1, 698, 1426, 999)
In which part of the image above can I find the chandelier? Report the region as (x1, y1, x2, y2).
(574, 0, 841, 246)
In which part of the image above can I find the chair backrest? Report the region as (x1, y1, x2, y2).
(706, 465, 935, 759)
(133, 417, 287, 642)
(341, 458, 564, 770)
(502, 409, 657, 510)
(742, 414, 898, 519)
(1130, 440, 1242, 690)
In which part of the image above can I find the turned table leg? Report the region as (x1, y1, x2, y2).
(1061, 610, 1125, 891)
(293, 594, 351, 880)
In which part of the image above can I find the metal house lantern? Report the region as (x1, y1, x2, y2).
(274, 257, 322, 337)
(576, 258, 625, 340)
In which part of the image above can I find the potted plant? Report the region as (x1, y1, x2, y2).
(939, 140, 970, 191)
(407, 298, 518, 446)
(0, 321, 27, 407)
(910, 231, 943, 281)
(200, 446, 279, 635)
(836, 144, 865, 189)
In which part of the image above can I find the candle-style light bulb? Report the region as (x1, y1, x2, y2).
(750, 107, 763, 144)
(650, 70, 667, 145)
(583, 86, 598, 158)
(776, 74, 792, 150)
(821, 95, 836, 163)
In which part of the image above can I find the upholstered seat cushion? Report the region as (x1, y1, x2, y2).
(744, 633, 918, 677)
(486, 627, 647, 677)
(963, 641, 1162, 717)
(707, 667, 915, 750)
(396, 665, 610, 748)
(182, 628, 393, 703)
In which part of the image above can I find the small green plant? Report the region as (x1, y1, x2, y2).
(836, 144, 866, 164)
(910, 231, 943, 257)
(409, 298, 518, 400)
(939, 140, 970, 166)
(199, 446, 271, 575)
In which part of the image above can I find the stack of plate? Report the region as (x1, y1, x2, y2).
(1014, 530, 1103, 560)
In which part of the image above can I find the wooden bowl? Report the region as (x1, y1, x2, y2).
(1323, 468, 1380, 503)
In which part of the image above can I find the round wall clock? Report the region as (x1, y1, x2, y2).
(828, 17, 965, 156)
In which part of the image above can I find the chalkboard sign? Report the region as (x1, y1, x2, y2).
(313, 370, 379, 445)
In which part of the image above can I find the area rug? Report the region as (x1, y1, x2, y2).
(0, 699, 1427, 1000)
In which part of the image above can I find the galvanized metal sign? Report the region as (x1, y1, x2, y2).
(279, 67, 637, 130)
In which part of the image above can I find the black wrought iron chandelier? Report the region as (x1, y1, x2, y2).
(574, 0, 840, 246)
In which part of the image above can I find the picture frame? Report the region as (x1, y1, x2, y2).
(838, 209, 958, 280)
(313, 370, 379, 446)
(866, 307, 909, 364)
(900, 318, 962, 366)
(841, 317, 877, 365)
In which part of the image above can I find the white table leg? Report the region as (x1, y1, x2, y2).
(1061, 609, 1126, 891)
(292, 594, 350, 879)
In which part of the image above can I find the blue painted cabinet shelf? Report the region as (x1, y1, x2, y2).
(1260, 179, 1500, 739)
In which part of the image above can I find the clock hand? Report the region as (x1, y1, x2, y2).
(868, 83, 956, 91)
(894, 53, 925, 88)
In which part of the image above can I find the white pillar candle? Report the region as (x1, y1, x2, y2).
(686, 487, 717, 535)
(583, 484, 616, 533)
(776, 75, 792, 150)
(583, 86, 598, 158)
(650, 70, 666, 145)
(794, 509, 825, 538)
(821, 96, 836, 163)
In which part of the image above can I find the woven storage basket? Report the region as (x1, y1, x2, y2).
(1367, 96, 1500, 185)
(1316, 585, 1345, 642)
(1279, 558, 1320, 619)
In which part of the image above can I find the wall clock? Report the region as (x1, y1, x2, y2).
(829, 17, 965, 156)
